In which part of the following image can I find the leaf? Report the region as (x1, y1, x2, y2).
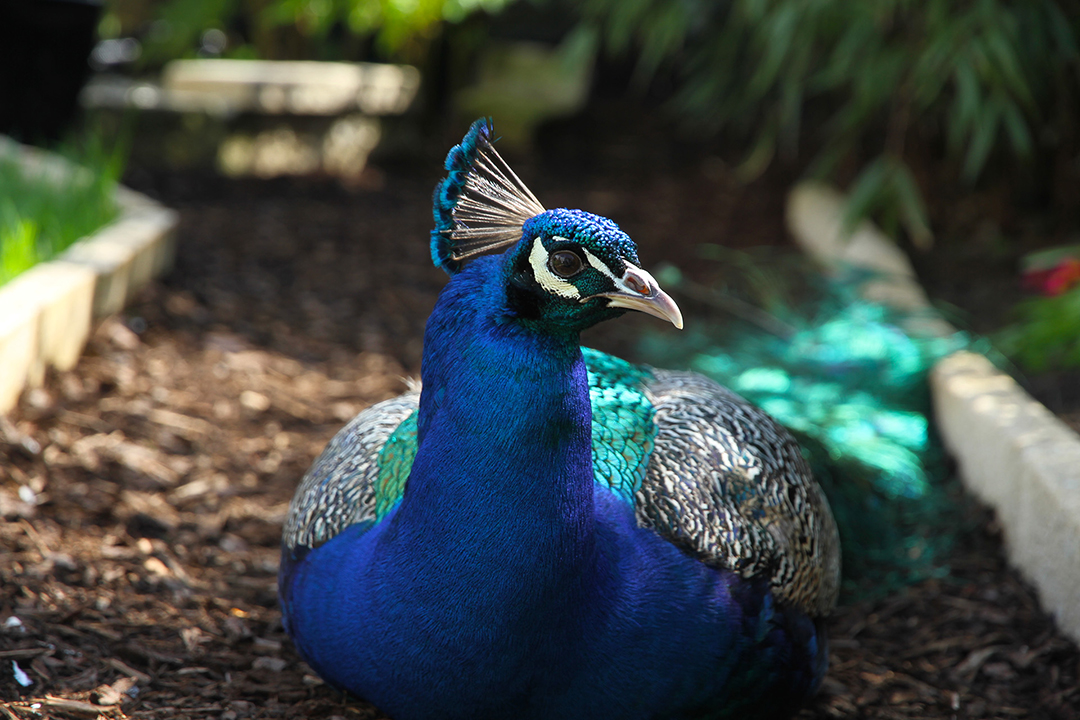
(747, 3, 800, 99)
(997, 285, 1080, 372)
(600, 0, 655, 54)
(814, 10, 874, 91)
(634, 2, 690, 83)
(1000, 100, 1034, 158)
(843, 157, 891, 237)
(777, 40, 812, 152)
(1044, 2, 1079, 58)
(910, 24, 959, 109)
(984, 24, 1032, 106)
(578, 0, 1080, 224)
(890, 161, 933, 249)
(962, 95, 1000, 182)
(0, 218, 40, 286)
(734, 120, 777, 183)
(949, 58, 981, 152)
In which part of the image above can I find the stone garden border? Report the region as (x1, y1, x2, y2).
(786, 182, 1080, 645)
(0, 137, 178, 413)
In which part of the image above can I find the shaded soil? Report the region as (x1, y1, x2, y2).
(2, 132, 1079, 719)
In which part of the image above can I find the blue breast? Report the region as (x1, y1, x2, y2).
(283, 493, 825, 720)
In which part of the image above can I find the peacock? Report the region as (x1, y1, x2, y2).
(278, 119, 841, 720)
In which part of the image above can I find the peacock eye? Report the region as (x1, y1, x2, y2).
(549, 250, 584, 278)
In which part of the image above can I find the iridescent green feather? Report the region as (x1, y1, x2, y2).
(375, 412, 418, 520)
(371, 349, 658, 517)
(582, 348, 656, 502)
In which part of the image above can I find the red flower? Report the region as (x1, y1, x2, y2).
(1044, 258, 1080, 296)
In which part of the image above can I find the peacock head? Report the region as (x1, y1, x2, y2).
(432, 119, 682, 334)
(502, 208, 682, 332)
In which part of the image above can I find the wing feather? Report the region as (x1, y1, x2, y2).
(282, 392, 419, 551)
(639, 370, 841, 617)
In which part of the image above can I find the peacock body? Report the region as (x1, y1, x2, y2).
(279, 120, 840, 720)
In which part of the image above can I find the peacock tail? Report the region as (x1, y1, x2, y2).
(636, 259, 985, 597)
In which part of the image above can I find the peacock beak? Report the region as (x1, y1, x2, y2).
(593, 265, 684, 330)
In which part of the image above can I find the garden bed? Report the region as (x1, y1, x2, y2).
(1, 123, 1078, 718)
(0, 138, 177, 414)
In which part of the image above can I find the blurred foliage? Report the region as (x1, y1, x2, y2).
(0, 133, 126, 287)
(113, 0, 515, 66)
(997, 286, 1080, 371)
(582, 0, 1080, 246)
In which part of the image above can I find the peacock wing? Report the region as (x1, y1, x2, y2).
(642, 370, 841, 617)
(282, 392, 419, 552)
(583, 348, 840, 618)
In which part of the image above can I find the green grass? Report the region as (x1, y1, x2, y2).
(0, 135, 126, 287)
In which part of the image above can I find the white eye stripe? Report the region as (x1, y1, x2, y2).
(528, 237, 580, 299)
(582, 248, 621, 282)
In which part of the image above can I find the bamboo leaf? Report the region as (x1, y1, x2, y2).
(949, 58, 980, 151)
(1044, 2, 1079, 57)
(598, 0, 654, 53)
(635, 2, 689, 83)
(962, 96, 999, 181)
(1000, 100, 1034, 158)
(984, 25, 1033, 107)
(735, 122, 777, 183)
(843, 157, 890, 237)
(816, 18, 873, 91)
(890, 161, 934, 249)
(582, 0, 1079, 224)
(747, 3, 800, 98)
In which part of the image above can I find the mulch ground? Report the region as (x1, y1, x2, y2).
(2, 129, 1079, 719)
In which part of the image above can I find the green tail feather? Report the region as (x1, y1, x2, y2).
(637, 258, 992, 600)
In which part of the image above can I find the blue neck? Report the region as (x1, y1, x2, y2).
(386, 255, 598, 600)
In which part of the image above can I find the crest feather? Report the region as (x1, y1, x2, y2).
(431, 119, 546, 275)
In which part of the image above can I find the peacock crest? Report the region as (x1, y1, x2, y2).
(431, 119, 546, 275)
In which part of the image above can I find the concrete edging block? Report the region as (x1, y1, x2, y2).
(932, 352, 1080, 642)
(0, 137, 178, 414)
(60, 204, 178, 317)
(23, 262, 97, 378)
(0, 293, 41, 414)
(80, 60, 421, 118)
(787, 180, 1080, 644)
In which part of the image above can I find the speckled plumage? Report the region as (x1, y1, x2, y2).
(637, 369, 840, 617)
(280, 119, 840, 720)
